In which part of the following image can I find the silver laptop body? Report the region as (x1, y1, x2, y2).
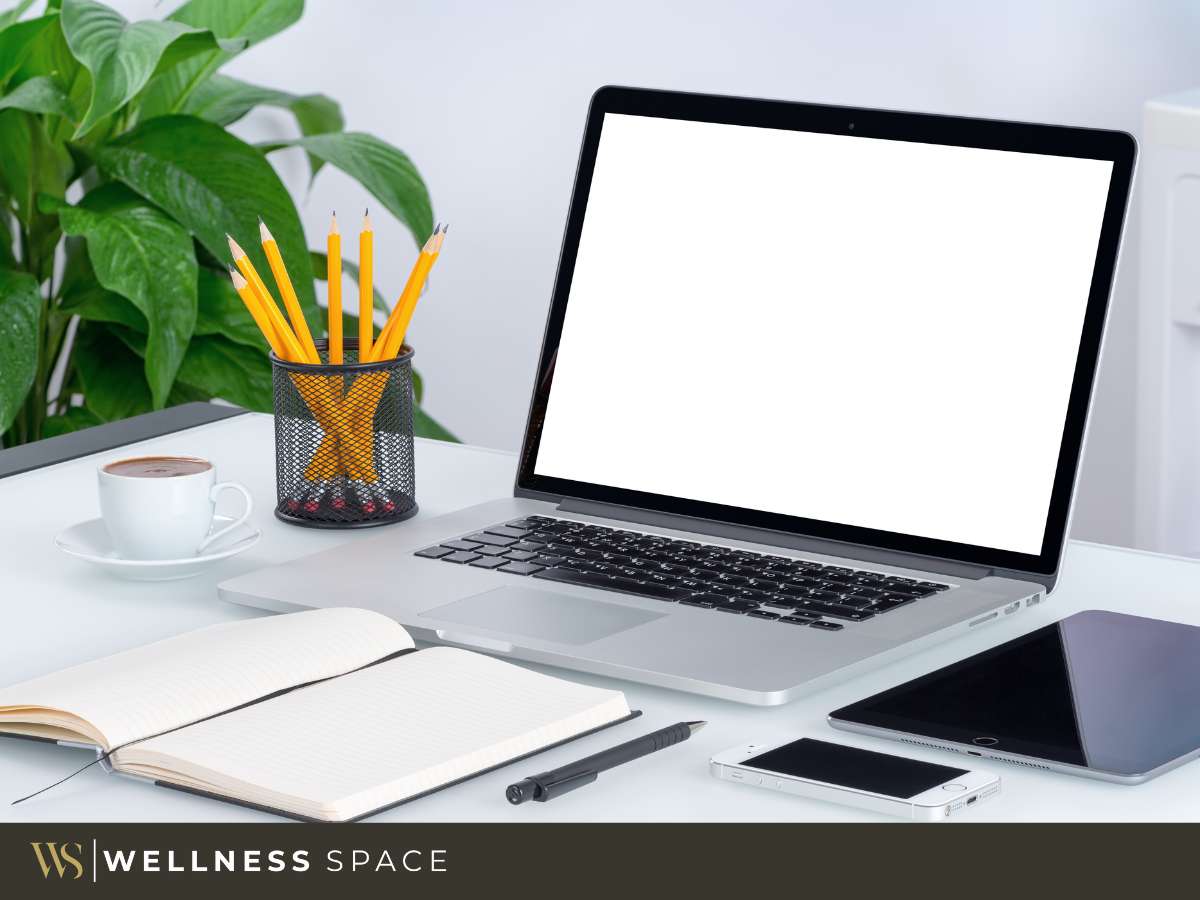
(220, 88, 1135, 705)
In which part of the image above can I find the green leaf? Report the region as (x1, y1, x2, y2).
(42, 403, 101, 437)
(0, 207, 14, 268)
(194, 265, 263, 349)
(72, 321, 151, 421)
(136, 0, 303, 119)
(176, 333, 271, 411)
(96, 114, 319, 328)
(0, 0, 35, 31)
(0, 74, 70, 117)
(0, 267, 41, 433)
(311, 249, 388, 314)
(413, 404, 458, 442)
(272, 132, 433, 245)
(8, 13, 91, 136)
(0, 108, 71, 225)
(60, 0, 246, 138)
(62, 280, 145, 331)
(58, 183, 198, 409)
(0, 12, 56, 87)
(179, 72, 288, 126)
(182, 74, 342, 180)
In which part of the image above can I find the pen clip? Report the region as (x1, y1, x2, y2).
(537, 769, 598, 801)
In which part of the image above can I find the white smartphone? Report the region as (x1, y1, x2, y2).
(710, 737, 1000, 821)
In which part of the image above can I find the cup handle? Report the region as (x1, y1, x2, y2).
(198, 482, 254, 553)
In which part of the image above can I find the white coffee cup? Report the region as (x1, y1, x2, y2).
(97, 455, 253, 560)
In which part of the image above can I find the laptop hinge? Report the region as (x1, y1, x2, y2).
(557, 498, 994, 581)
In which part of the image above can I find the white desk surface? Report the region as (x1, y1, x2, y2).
(1, 412, 1198, 822)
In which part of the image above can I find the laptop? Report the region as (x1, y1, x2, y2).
(220, 87, 1136, 705)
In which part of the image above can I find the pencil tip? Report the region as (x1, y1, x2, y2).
(686, 721, 707, 734)
(226, 234, 244, 257)
(258, 219, 272, 241)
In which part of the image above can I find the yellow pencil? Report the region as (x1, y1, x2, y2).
(376, 224, 446, 361)
(359, 210, 374, 360)
(372, 224, 443, 361)
(229, 268, 287, 359)
(227, 234, 307, 363)
(327, 212, 343, 364)
(260, 219, 319, 364)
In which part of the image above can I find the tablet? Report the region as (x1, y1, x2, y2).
(829, 610, 1200, 783)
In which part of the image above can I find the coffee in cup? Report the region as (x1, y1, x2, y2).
(98, 455, 253, 560)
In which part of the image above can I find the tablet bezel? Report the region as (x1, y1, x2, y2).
(827, 612, 1200, 783)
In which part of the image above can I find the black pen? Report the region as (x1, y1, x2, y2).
(506, 721, 706, 804)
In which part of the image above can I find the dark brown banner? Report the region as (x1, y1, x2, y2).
(0, 823, 1183, 898)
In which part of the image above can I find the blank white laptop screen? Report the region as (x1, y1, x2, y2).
(533, 113, 1114, 556)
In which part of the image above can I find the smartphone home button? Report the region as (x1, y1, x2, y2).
(972, 736, 999, 746)
(942, 783, 967, 792)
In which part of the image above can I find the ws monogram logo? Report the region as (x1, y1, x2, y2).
(30, 842, 85, 880)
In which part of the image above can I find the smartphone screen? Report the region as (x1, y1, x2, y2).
(743, 738, 969, 798)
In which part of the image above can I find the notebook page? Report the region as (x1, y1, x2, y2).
(125, 647, 630, 820)
(0, 609, 411, 749)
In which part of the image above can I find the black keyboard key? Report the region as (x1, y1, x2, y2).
(779, 615, 818, 625)
(848, 587, 885, 599)
(442, 551, 482, 564)
(716, 574, 751, 586)
(715, 606, 747, 614)
(504, 549, 539, 562)
(679, 598, 715, 608)
(473, 545, 511, 557)
(703, 584, 739, 597)
(499, 561, 546, 575)
(838, 595, 877, 609)
(811, 605, 875, 622)
(441, 539, 482, 552)
(415, 546, 454, 559)
(534, 567, 690, 601)
(469, 557, 508, 570)
(809, 590, 845, 603)
(569, 547, 607, 560)
(809, 620, 844, 631)
(534, 555, 565, 567)
(754, 569, 790, 582)
(506, 518, 540, 528)
(874, 596, 917, 611)
(720, 600, 759, 612)
(466, 532, 517, 547)
(485, 525, 530, 539)
(747, 610, 781, 620)
(511, 540, 547, 552)
(736, 586, 773, 601)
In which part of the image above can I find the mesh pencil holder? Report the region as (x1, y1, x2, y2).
(270, 338, 418, 528)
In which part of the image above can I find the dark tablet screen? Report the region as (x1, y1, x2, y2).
(830, 610, 1200, 777)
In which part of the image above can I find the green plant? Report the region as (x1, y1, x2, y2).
(0, 0, 457, 447)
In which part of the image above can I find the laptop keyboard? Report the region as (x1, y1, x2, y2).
(414, 516, 951, 632)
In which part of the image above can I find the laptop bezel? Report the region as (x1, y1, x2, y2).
(514, 85, 1136, 578)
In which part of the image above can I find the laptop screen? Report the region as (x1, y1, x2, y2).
(523, 95, 1131, 573)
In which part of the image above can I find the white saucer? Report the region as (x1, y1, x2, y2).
(54, 516, 261, 581)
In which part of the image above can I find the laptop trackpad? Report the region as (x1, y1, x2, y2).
(424, 586, 664, 645)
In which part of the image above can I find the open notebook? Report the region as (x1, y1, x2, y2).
(0, 609, 635, 821)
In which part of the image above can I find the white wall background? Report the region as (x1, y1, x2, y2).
(109, 0, 1200, 548)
